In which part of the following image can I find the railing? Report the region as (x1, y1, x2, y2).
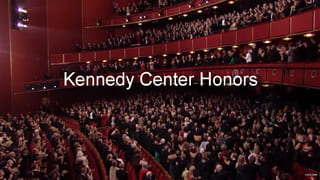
(97, 126, 173, 180)
(49, 62, 320, 89)
(51, 8, 320, 65)
(137, 144, 173, 180)
(63, 117, 108, 180)
(85, 0, 228, 27)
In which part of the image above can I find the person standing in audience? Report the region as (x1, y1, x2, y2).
(109, 160, 119, 180)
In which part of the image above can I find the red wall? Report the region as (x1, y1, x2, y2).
(47, 0, 82, 54)
(0, 0, 12, 114)
(83, 0, 113, 26)
(115, 0, 140, 8)
(9, 0, 48, 113)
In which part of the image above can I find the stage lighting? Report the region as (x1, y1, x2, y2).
(190, 51, 195, 54)
(134, 57, 138, 60)
(183, 14, 188, 17)
(148, 56, 153, 59)
(248, 43, 255, 47)
(203, 49, 209, 52)
(86, 61, 91, 64)
(197, 10, 203, 13)
(138, 22, 142, 26)
(17, 7, 27, 13)
(168, 17, 173, 20)
(122, 24, 126, 28)
(118, 58, 123, 61)
(212, 5, 218, 9)
(232, 45, 239, 48)
(228, 0, 235, 4)
(31, 87, 35, 91)
(163, 54, 167, 57)
(102, 60, 108, 63)
(217, 47, 223, 50)
(176, 52, 181, 55)
(17, 22, 28, 28)
(42, 86, 46, 90)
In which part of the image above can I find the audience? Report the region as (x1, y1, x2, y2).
(114, 0, 188, 16)
(70, 38, 320, 77)
(79, 0, 319, 52)
(0, 112, 94, 180)
(62, 89, 320, 180)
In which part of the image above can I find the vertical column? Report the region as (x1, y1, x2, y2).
(0, 0, 12, 114)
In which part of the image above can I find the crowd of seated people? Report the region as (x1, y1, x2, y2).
(79, 0, 319, 51)
(62, 89, 320, 180)
(0, 112, 94, 180)
(71, 38, 320, 76)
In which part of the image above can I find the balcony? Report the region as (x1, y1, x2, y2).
(24, 62, 320, 93)
(51, 8, 320, 65)
(85, 0, 228, 27)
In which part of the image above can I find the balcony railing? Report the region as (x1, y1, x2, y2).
(23, 62, 320, 93)
(51, 8, 320, 65)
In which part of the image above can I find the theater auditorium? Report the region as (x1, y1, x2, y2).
(1, 0, 320, 180)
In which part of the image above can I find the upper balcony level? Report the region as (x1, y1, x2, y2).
(51, 8, 320, 65)
(86, 0, 231, 28)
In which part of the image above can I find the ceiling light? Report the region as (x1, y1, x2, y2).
(125, 18, 129, 22)
(261, 84, 270, 88)
(212, 5, 218, 9)
(176, 52, 181, 55)
(183, 14, 188, 17)
(197, 10, 203, 13)
(148, 56, 152, 59)
(263, 40, 272, 44)
(228, 0, 235, 4)
(134, 57, 138, 60)
(138, 22, 142, 26)
(303, 33, 314, 38)
(163, 54, 167, 57)
(102, 60, 108, 63)
(217, 47, 223, 50)
(232, 45, 239, 48)
(282, 37, 292, 41)
(122, 24, 126, 28)
(118, 59, 123, 61)
(248, 43, 255, 47)
(203, 49, 209, 52)
(168, 17, 173, 20)
(190, 51, 195, 54)
(86, 61, 91, 64)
